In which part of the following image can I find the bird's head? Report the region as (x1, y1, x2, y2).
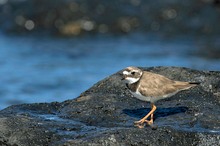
(121, 66, 143, 84)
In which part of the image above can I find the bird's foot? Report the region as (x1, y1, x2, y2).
(134, 119, 153, 128)
(134, 120, 145, 128)
(145, 120, 153, 126)
(134, 122, 145, 128)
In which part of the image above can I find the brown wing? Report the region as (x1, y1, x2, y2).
(138, 71, 196, 97)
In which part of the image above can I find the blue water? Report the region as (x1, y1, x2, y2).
(0, 33, 219, 109)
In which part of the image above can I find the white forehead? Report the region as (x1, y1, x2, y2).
(123, 71, 129, 75)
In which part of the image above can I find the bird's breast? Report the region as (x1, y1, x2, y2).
(130, 90, 152, 102)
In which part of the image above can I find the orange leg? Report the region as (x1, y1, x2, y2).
(146, 112, 154, 125)
(134, 103, 156, 128)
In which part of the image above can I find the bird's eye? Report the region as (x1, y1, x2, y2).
(131, 71, 135, 75)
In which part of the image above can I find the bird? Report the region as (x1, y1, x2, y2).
(121, 66, 200, 128)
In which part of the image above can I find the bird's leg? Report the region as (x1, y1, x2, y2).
(134, 114, 154, 128)
(146, 103, 155, 125)
(145, 110, 154, 125)
(134, 103, 156, 127)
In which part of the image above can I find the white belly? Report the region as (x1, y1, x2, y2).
(130, 90, 177, 103)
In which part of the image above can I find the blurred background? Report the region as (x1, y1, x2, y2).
(0, 0, 220, 109)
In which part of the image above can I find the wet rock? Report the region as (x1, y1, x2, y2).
(0, 66, 220, 146)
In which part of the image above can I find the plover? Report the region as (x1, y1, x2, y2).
(121, 66, 199, 128)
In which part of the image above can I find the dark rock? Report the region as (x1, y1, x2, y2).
(0, 66, 220, 146)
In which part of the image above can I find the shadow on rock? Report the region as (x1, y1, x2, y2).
(123, 106, 188, 120)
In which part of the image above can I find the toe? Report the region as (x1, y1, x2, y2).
(145, 120, 153, 125)
(135, 124, 145, 128)
(134, 122, 145, 128)
(134, 121, 141, 124)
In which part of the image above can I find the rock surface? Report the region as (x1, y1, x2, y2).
(0, 66, 220, 146)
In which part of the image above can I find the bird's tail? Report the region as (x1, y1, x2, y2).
(173, 81, 200, 90)
(189, 82, 201, 85)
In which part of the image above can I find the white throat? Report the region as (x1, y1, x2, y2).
(125, 77, 140, 84)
